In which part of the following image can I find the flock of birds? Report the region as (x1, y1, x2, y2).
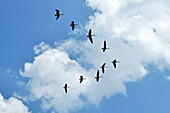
(55, 9, 120, 93)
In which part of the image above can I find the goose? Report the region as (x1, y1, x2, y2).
(102, 41, 109, 52)
(100, 63, 107, 73)
(87, 29, 95, 43)
(79, 75, 86, 83)
(63, 83, 69, 93)
(95, 70, 102, 82)
(70, 21, 78, 31)
(112, 59, 120, 68)
(55, 9, 64, 20)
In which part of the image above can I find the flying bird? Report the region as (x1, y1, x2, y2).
(100, 63, 107, 73)
(87, 29, 95, 43)
(63, 83, 69, 93)
(70, 21, 78, 31)
(79, 75, 86, 83)
(112, 59, 120, 68)
(55, 9, 64, 20)
(102, 41, 109, 52)
(95, 70, 102, 82)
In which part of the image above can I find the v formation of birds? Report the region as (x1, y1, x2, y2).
(55, 9, 120, 93)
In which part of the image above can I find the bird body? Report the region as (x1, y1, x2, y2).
(63, 83, 69, 93)
(112, 59, 120, 68)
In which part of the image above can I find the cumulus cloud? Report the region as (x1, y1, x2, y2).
(19, 0, 170, 113)
(20, 43, 93, 113)
(0, 93, 30, 113)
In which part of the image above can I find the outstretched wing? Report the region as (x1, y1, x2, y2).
(89, 29, 92, 36)
(71, 21, 74, 25)
(95, 76, 99, 82)
(89, 37, 93, 43)
(65, 87, 67, 93)
(101, 63, 105, 73)
(56, 15, 60, 20)
(104, 41, 106, 49)
(97, 70, 99, 77)
(103, 48, 106, 52)
(102, 66, 104, 73)
(80, 78, 83, 83)
(55, 9, 59, 15)
(64, 84, 67, 93)
(72, 25, 75, 31)
(113, 63, 116, 68)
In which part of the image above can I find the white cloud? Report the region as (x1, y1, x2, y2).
(20, 45, 93, 113)
(0, 93, 30, 113)
(34, 42, 51, 55)
(19, 0, 170, 113)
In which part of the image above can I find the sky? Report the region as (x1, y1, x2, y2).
(1, 0, 170, 113)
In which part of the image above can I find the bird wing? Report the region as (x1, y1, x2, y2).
(72, 25, 75, 31)
(89, 37, 93, 43)
(65, 87, 67, 93)
(89, 29, 91, 35)
(103, 48, 106, 52)
(113, 63, 116, 68)
(104, 41, 106, 49)
(97, 77, 99, 82)
(63, 84, 67, 93)
(80, 78, 83, 83)
(55, 9, 59, 15)
(102, 67, 104, 73)
(56, 15, 60, 20)
(95, 76, 99, 82)
(97, 70, 99, 77)
(72, 21, 74, 25)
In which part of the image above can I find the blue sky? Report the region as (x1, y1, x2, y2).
(1, 0, 170, 113)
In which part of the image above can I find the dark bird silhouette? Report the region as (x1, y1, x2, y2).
(102, 41, 109, 52)
(87, 29, 95, 43)
(112, 59, 120, 68)
(63, 83, 69, 93)
(95, 70, 102, 82)
(70, 21, 78, 31)
(100, 63, 107, 73)
(79, 75, 86, 83)
(55, 9, 64, 20)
